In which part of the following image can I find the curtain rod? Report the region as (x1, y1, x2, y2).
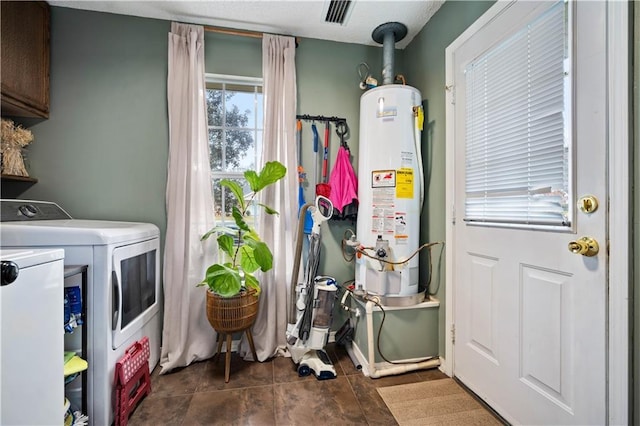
(204, 25, 262, 39)
(204, 25, 300, 46)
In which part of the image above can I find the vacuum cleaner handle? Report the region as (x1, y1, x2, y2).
(311, 124, 319, 183)
(311, 196, 333, 234)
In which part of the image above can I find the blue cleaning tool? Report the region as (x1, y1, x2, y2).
(304, 124, 319, 235)
(297, 120, 306, 214)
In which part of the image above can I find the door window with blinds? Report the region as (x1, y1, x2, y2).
(464, 1, 571, 228)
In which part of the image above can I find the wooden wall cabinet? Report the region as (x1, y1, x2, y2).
(1, 1, 50, 118)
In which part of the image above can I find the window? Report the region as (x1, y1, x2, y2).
(206, 74, 263, 227)
(464, 1, 571, 227)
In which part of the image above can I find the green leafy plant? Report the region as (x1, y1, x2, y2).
(198, 161, 286, 297)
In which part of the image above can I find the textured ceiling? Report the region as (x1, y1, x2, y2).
(48, 0, 445, 49)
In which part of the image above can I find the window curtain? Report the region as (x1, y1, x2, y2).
(241, 34, 298, 361)
(160, 22, 217, 373)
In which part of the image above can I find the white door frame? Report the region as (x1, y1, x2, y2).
(605, 2, 630, 424)
(443, 1, 630, 424)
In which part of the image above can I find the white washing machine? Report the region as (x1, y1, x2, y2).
(0, 199, 162, 426)
(1, 248, 65, 425)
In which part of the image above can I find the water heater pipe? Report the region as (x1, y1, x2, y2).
(365, 300, 440, 378)
(382, 30, 395, 85)
(414, 110, 425, 211)
(372, 22, 408, 85)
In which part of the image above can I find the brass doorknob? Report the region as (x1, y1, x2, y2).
(568, 237, 599, 257)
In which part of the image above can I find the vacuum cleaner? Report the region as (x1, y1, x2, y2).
(286, 196, 338, 380)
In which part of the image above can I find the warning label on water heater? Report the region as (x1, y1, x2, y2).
(372, 170, 396, 188)
(396, 168, 414, 199)
(395, 212, 408, 244)
(401, 151, 414, 168)
(371, 206, 395, 235)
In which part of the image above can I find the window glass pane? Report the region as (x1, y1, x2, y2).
(209, 129, 223, 171)
(256, 93, 264, 128)
(207, 75, 263, 232)
(225, 91, 255, 128)
(212, 178, 224, 219)
(225, 130, 255, 172)
(206, 89, 223, 126)
(255, 130, 263, 163)
(213, 177, 247, 222)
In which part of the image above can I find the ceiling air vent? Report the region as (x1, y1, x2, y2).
(324, 0, 352, 25)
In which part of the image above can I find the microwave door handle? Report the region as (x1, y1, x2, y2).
(112, 270, 121, 331)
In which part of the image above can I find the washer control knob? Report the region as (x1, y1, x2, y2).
(1, 261, 19, 286)
(18, 204, 38, 218)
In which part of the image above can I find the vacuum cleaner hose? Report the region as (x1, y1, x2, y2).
(289, 203, 313, 324)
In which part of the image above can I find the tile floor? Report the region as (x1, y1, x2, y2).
(128, 343, 454, 425)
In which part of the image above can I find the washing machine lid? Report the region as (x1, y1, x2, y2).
(0, 200, 159, 246)
(0, 248, 65, 267)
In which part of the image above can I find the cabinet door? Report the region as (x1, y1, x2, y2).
(1, 1, 50, 118)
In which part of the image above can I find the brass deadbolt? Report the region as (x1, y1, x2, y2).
(568, 236, 599, 257)
(578, 195, 598, 214)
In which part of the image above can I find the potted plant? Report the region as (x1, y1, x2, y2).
(198, 161, 286, 335)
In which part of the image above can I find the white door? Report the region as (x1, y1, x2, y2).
(448, 1, 607, 425)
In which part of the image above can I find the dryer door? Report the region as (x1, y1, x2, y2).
(111, 237, 160, 349)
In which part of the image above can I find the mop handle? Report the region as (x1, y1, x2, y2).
(322, 122, 329, 182)
(296, 120, 302, 170)
(312, 124, 319, 183)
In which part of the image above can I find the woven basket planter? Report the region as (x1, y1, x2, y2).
(206, 288, 259, 333)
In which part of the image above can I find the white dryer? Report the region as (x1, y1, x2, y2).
(0, 199, 162, 426)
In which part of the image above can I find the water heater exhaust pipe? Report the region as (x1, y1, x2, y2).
(371, 22, 408, 85)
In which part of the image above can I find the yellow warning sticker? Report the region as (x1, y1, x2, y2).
(396, 168, 414, 199)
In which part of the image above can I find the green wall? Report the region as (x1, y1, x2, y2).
(21, 8, 169, 234)
(20, 7, 376, 292)
(205, 31, 261, 77)
(404, 1, 495, 355)
(20, 9, 265, 240)
(296, 38, 381, 287)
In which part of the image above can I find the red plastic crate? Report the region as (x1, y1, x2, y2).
(114, 337, 151, 426)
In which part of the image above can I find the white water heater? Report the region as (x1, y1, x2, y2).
(355, 84, 423, 298)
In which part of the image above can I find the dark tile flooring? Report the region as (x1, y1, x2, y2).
(128, 343, 450, 425)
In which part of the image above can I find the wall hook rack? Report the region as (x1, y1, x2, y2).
(296, 114, 347, 125)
